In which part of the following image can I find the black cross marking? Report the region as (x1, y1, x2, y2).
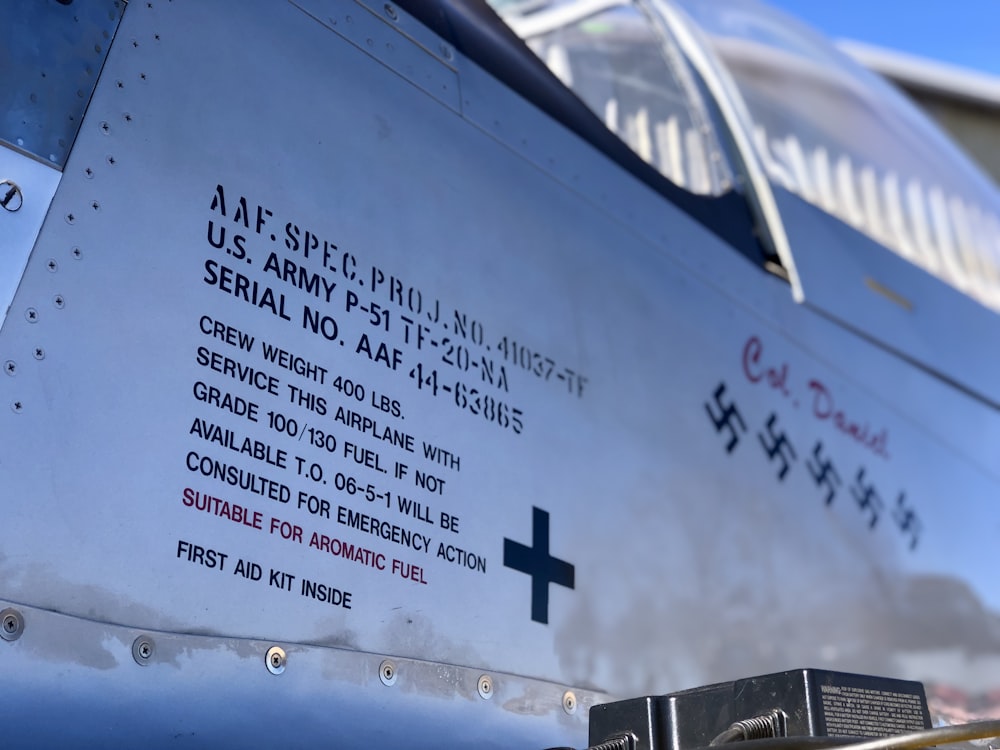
(850, 468, 882, 529)
(758, 412, 797, 481)
(892, 492, 922, 550)
(705, 381, 747, 453)
(807, 440, 841, 505)
(503, 507, 575, 624)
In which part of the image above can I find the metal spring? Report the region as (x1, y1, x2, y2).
(732, 714, 781, 741)
(587, 735, 634, 750)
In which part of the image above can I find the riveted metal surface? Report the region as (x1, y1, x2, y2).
(0, 599, 597, 747)
(0, 146, 61, 330)
(265, 645, 287, 675)
(563, 690, 577, 715)
(291, 0, 461, 112)
(0, 0, 124, 168)
(1, 1, 999, 746)
(1, 607, 24, 641)
(380, 658, 398, 686)
(478, 673, 494, 700)
(131, 634, 154, 665)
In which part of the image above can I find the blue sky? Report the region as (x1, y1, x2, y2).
(764, 0, 1000, 76)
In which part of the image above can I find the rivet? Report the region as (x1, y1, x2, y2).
(563, 690, 577, 714)
(4, 361, 15, 376)
(0, 609, 24, 641)
(439, 42, 453, 61)
(266, 645, 286, 675)
(132, 635, 154, 665)
(384, 3, 397, 20)
(478, 674, 494, 700)
(53, 295, 65, 309)
(379, 659, 397, 686)
(25, 308, 38, 323)
(33, 348, 45, 360)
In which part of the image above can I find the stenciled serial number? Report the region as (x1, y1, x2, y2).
(408, 361, 524, 434)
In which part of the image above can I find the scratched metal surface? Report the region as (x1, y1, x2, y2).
(1, 0, 999, 745)
(0, 146, 61, 329)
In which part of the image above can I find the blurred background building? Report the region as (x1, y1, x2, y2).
(843, 41, 1000, 186)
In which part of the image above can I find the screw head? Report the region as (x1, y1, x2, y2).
(72, 247, 83, 259)
(563, 690, 577, 714)
(53, 295, 65, 309)
(132, 636, 154, 665)
(0, 609, 24, 641)
(265, 645, 286, 675)
(478, 674, 494, 700)
(11, 400, 23, 413)
(379, 659, 397, 686)
(384, 3, 397, 20)
(47, 258, 58, 272)
(33, 348, 44, 360)
(25, 308, 38, 323)
(4, 361, 15, 376)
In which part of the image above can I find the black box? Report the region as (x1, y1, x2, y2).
(588, 669, 932, 750)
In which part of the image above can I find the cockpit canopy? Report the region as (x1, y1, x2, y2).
(494, 0, 1000, 312)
